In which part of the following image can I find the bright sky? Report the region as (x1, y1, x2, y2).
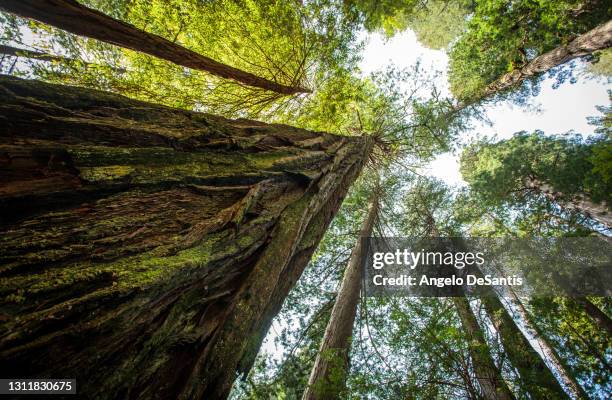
(359, 30, 612, 186)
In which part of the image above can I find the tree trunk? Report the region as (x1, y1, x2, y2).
(482, 19, 612, 100)
(453, 297, 516, 400)
(0, 0, 310, 95)
(572, 297, 612, 338)
(1, 44, 69, 63)
(525, 177, 611, 228)
(423, 219, 514, 399)
(0, 44, 127, 73)
(505, 291, 590, 400)
(480, 294, 573, 399)
(302, 194, 379, 400)
(0, 76, 371, 399)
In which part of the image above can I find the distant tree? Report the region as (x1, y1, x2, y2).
(302, 185, 380, 400)
(461, 131, 612, 228)
(0, 0, 311, 95)
(449, 0, 612, 103)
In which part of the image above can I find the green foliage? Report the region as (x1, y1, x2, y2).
(461, 130, 612, 212)
(448, 0, 610, 102)
(3, 0, 361, 118)
(345, 0, 471, 49)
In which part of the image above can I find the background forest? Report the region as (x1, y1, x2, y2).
(0, 0, 611, 399)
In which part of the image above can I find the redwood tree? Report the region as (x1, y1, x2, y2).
(0, 76, 371, 399)
(302, 191, 379, 400)
(0, 0, 310, 95)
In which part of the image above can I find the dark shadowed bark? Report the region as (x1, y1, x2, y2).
(302, 194, 379, 400)
(482, 19, 612, 100)
(0, 76, 370, 399)
(0, 0, 310, 95)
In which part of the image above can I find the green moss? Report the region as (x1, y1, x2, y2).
(79, 165, 135, 182)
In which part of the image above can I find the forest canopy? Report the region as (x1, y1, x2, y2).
(0, 0, 610, 399)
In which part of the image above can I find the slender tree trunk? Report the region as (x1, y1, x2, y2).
(525, 177, 611, 228)
(453, 297, 516, 400)
(302, 194, 379, 400)
(420, 231, 514, 399)
(504, 291, 590, 400)
(0, 44, 127, 73)
(0, 0, 310, 95)
(0, 44, 68, 63)
(0, 76, 371, 399)
(480, 294, 574, 399)
(482, 19, 612, 100)
(572, 297, 612, 338)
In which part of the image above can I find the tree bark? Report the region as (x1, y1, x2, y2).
(302, 194, 379, 400)
(525, 177, 611, 228)
(480, 294, 574, 399)
(0, 76, 371, 399)
(453, 297, 516, 400)
(572, 297, 612, 338)
(481, 19, 612, 100)
(0, 0, 310, 95)
(0, 44, 68, 63)
(504, 291, 590, 400)
(422, 218, 514, 399)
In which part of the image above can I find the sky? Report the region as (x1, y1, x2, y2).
(358, 30, 612, 186)
(256, 28, 612, 366)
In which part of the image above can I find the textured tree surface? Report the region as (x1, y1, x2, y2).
(482, 19, 612, 100)
(0, 76, 371, 399)
(0, 0, 310, 95)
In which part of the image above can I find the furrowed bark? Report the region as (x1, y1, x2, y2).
(0, 76, 370, 399)
(302, 194, 379, 400)
(480, 295, 573, 399)
(453, 297, 516, 400)
(0, 0, 310, 95)
(481, 19, 612, 101)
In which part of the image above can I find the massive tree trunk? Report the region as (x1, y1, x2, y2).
(480, 295, 575, 399)
(0, 76, 371, 399)
(0, 0, 310, 95)
(453, 297, 516, 400)
(504, 291, 590, 400)
(482, 19, 612, 100)
(302, 194, 379, 400)
(525, 177, 611, 228)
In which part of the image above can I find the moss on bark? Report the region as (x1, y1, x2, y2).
(0, 76, 371, 399)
